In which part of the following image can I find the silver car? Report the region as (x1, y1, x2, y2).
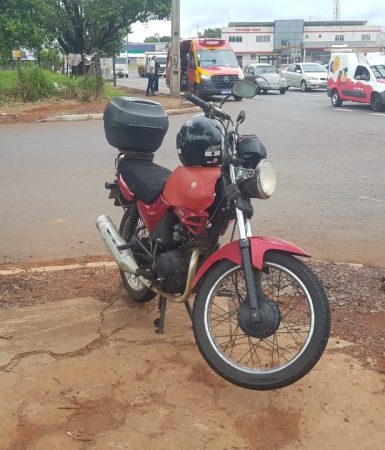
(243, 63, 288, 94)
(280, 63, 328, 91)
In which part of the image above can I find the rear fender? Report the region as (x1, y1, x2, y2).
(192, 236, 309, 288)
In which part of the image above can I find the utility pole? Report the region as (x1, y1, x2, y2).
(92, 47, 103, 99)
(170, 0, 180, 98)
(333, 0, 340, 21)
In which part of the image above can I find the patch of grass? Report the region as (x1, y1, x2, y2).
(51, 73, 98, 101)
(16, 65, 55, 102)
(0, 71, 17, 103)
(103, 83, 127, 100)
(74, 75, 98, 101)
(50, 74, 79, 98)
(0, 67, 120, 103)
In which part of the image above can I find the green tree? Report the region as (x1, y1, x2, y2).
(144, 35, 171, 43)
(144, 36, 158, 43)
(0, 0, 48, 61)
(1, 1, 171, 65)
(43, 0, 171, 56)
(39, 48, 62, 71)
(202, 28, 221, 38)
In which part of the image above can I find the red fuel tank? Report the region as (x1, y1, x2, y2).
(163, 166, 221, 212)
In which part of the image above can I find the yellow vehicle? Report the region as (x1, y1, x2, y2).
(166, 38, 244, 100)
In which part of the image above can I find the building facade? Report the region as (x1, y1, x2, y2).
(221, 20, 385, 67)
(121, 42, 167, 63)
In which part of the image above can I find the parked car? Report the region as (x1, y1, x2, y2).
(243, 63, 288, 94)
(280, 63, 328, 91)
(116, 68, 129, 78)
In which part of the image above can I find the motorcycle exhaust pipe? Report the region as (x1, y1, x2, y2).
(96, 215, 150, 287)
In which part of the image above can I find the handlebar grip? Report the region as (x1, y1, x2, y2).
(184, 92, 210, 112)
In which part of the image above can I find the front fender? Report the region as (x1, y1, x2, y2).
(192, 236, 309, 288)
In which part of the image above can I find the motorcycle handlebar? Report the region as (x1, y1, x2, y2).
(183, 92, 231, 121)
(183, 92, 211, 112)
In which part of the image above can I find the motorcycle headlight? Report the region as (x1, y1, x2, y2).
(256, 160, 277, 198)
(239, 160, 277, 199)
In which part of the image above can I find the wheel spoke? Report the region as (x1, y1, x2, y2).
(205, 261, 315, 372)
(194, 255, 330, 389)
(279, 319, 309, 343)
(120, 206, 156, 302)
(211, 313, 239, 329)
(239, 338, 264, 366)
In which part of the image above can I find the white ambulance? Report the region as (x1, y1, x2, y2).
(327, 51, 385, 112)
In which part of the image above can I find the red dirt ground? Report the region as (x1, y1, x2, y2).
(0, 87, 191, 124)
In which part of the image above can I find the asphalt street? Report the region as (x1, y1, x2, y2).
(0, 87, 384, 267)
(117, 71, 169, 94)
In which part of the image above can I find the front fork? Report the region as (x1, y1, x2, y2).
(230, 164, 261, 322)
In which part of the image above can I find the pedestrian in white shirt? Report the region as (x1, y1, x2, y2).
(146, 56, 156, 96)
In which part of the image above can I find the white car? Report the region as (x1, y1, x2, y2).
(280, 63, 328, 91)
(116, 68, 129, 78)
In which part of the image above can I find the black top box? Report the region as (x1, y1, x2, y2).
(104, 97, 169, 152)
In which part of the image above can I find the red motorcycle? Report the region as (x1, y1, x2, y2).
(97, 81, 330, 390)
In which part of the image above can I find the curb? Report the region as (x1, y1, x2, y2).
(167, 106, 200, 116)
(40, 106, 200, 123)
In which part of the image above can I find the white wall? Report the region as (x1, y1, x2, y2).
(221, 23, 384, 56)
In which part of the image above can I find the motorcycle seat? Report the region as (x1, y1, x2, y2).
(118, 158, 171, 204)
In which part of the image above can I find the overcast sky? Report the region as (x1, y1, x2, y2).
(129, 1, 385, 42)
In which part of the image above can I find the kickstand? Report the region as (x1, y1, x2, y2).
(184, 300, 193, 322)
(154, 296, 167, 334)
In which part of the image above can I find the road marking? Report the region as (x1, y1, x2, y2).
(371, 113, 385, 117)
(358, 196, 384, 203)
(336, 108, 353, 112)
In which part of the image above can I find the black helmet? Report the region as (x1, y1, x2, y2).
(176, 115, 222, 166)
(237, 134, 267, 168)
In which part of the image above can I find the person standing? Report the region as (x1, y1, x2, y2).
(153, 58, 160, 93)
(146, 56, 156, 96)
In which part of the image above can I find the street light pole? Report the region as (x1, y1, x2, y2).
(170, 0, 180, 98)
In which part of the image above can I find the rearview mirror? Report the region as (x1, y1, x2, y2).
(232, 80, 257, 99)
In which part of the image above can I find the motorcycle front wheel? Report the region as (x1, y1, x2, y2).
(192, 252, 331, 390)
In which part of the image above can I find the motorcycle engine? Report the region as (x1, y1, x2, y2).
(155, 248, 190, 293)
(150, 211, 190, 293)
(150, 211, 179, 251)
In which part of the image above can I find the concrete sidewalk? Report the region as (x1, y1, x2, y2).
(1, 289, 384, 449)
(40, 106, 200, 123)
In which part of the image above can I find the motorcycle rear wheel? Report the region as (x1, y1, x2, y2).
(119, 204, 156, 303)
(192, 252, 330, 390)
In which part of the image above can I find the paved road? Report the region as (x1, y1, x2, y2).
(0, 90, 384, 267)
(116, 72, 169, 94)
